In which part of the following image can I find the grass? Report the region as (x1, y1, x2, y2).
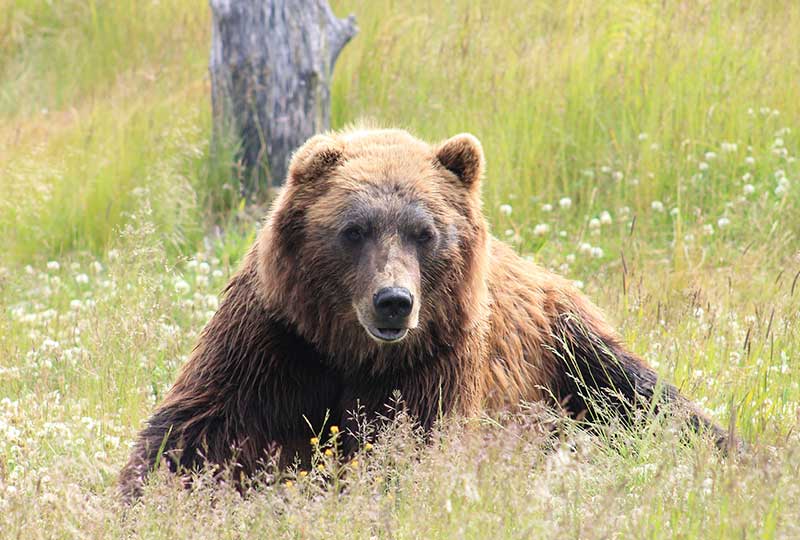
(0, 0, 799, 538)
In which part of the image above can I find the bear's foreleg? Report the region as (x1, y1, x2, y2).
(118, 399, 243, 502)
(551, 312, 735, 451)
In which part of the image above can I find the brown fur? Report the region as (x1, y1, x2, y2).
(119, 128, 734, 501)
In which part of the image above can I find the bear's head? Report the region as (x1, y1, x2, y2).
(257, 129, 490, 372)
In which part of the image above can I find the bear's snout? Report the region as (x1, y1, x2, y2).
(373, 287, 414, 321)
(359, 286, 414, 343)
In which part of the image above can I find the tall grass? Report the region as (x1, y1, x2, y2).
(2, 0, 798, 264)
(0, 0, 208, 115)
(332, 0, 799, 224)
(0, 0, 229, 262)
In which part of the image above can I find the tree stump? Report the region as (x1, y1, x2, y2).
(209, 0, 357, 196)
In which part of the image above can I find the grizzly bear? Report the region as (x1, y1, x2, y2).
(119, 128, 733, 500)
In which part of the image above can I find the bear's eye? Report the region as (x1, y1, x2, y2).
(415, 228, 435, 245)
(342, 225, 365, 243)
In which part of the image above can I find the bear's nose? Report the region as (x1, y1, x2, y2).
(373, 287, 413, 321)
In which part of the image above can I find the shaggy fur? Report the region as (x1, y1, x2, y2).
(119, 128, 733, 501)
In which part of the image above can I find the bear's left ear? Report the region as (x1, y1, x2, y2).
(286, 134, 344, 186)
(435, 133, 485, 190)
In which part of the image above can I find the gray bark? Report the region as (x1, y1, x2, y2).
(210, 0, 357, 195)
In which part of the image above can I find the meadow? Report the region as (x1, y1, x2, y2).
(0, 0, 799, 538)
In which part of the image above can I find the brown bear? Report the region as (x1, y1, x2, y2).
(119, 128, 733, 500)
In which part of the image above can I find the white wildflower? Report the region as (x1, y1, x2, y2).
(718, 217, 730, 228)
(651, 201, 665, 212)
(590, 246, 604, 259)
(559, 197, 572, 209)
(541, 203, 553, 213)
(463, 477, 480, 502)
(75, 273, 89, 284)
(704, 151, 717, 161)
(775, 176, 790, 196)
(533, 223, 550, 236)
(599, 211, 612, 225)
(702, 478, 713, 495)
(174, 279, 190, 294)
(589, 218, 600, 230)
(743, 184, 755, 195)
(499, 204, 513, 216)
(698, 161, 709, 171)
(41, 338, 60, 351)
(46, 261, 60, 271)
(745, 156, 755, 166)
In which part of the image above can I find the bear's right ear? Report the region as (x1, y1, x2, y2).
(286, 134, 344, 186)
(435, 133, 485, 191)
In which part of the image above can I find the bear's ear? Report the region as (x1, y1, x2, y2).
(434, 133, 485, 190)
(286, 134, 344, 186)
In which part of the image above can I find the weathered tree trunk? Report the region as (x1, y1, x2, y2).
(210, 0, 357, 196)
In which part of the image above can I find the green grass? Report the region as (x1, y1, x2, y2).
(1, 0, 799, 538)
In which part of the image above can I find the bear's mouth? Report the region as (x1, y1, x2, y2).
(367, 326, 409, 343)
